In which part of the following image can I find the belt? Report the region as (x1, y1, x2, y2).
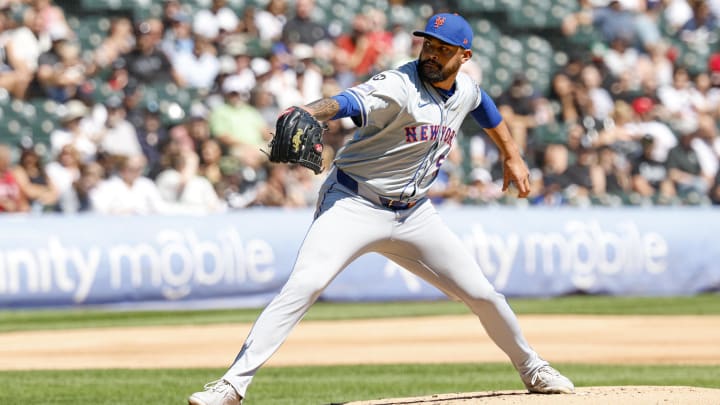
(336, 169, 417, 210)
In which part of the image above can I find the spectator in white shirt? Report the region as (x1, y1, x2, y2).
(90, 155, 200, 215)
(155, 149, 225, 213)
(171, 34, 220, 90)
(50, 99, 99, 162)
(98, 95, 142, 158)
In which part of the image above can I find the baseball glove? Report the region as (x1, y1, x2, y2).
(268, 106, 325, 174)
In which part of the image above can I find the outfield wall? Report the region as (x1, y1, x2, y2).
(1, 207, 719, 309)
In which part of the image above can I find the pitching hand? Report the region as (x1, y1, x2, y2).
(502, 156, 531, 198)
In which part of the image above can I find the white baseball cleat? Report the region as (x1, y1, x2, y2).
(522, 364, 575, 394)
(188, 379, 243, 405)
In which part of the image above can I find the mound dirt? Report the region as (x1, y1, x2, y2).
(342, 386, 720, 404)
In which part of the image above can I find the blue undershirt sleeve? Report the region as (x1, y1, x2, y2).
(330, 91, 362, 120)
(471, 90, 503, 129)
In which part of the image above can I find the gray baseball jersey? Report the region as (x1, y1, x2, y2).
(335, 60, 482, 201)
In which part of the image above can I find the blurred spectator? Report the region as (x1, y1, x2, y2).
(262, 50, 303, 109)
(281, 0, 328, 46)
(657, 65, 704, 124)
(0, 144, 28, 213)
(565, 145, 604, 204)
(690, 113, 720, 180)
(666, 121, 710, 199)
(160, 0, 183, 35)
(251, 86, 281, 128)
(66, 160, 105, 213)
(155, 149, 224, 213)
(602, 34, 641, 84)
(35, 30, 86, 102)
(89, 154, 199, 215)
(292, 43, 323, 103)
(464, 167, 504, 205)
(119, 20, 179, 85)
(634, 1, 664, 53)
(50, 99, 99, 162)
(220, 34, 257, 93)
(536, 143, 572, 205)
(562, 0, 637, 44)
(678, 0, 718, 45)
(209, 75, 270, 168)
(630, 134, 676, 204)
(707, 54, 720, 117)
(2, 7, 49, 99)
(549, 72, 581, 123)
(121, 81, 146, 129)
(330, 47, 357, 90)
(624, 96, 677, 161)
(45, 143, 82, 212)
(170, 34, 220, 90)
(94, 17, 135, 69)
(135, 102, 168, 175)
(252, 162, 305, 207)
(12, 146, 59, 212)
(198, 138, 225, 194)
(427, 146, 466, 206)
(237, 5, 259, 37)
(0, 6, 33, 98)
(33, 0, 71, 39)
(98, 95, 142, 159)
(497, 74, 543, 152)
(161, 11, 194, 61)
(595, 145, 631, 202)
(662, 0, 694, 34)
(193, 0, 239, 42)
(580, 64, 614, 121)
(335, 12, 392, 78)
(254, 0, 287, 42)
(186, 103, 212, 150)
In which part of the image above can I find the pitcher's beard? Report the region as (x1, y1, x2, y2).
(418, 59, 445, 83)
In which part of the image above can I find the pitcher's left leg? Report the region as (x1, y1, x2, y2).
(390, 204, 573, 393)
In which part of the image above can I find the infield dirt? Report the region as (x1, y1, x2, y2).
(1, 314, 719, 403)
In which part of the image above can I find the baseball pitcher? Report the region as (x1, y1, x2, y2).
(189, 13, 574, 405)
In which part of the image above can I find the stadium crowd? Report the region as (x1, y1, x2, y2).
(0, 0, 719, 215)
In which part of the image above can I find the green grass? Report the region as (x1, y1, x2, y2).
(1, 294, 719, 332)
(0, 363, 717, 405)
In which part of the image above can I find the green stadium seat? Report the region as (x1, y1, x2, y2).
(458, 0, 502, 13)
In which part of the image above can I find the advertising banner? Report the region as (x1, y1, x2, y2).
(1, 207, 718, 309)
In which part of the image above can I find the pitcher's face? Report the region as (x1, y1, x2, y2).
(418, 37, 469, 84)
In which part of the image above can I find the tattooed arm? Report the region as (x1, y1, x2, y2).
(303, 98, 341, 122)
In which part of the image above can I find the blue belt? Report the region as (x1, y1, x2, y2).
(336, 169, 417, 210)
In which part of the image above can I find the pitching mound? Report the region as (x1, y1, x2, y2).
(342, 386, 720, 404)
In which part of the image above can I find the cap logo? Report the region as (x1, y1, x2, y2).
(433, 16, 446, 29)
(463, 39, 468, 45)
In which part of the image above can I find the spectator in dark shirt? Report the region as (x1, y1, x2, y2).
(35, 31, 87, 102)
(630, 134, 676, 204)
(281, 0, 328, 46)
(12, 146, 59, 212)
(678, 0, 718, 45)
(666, 126, 710, 199)
(135, 102, 169, 178)
(595, 145, 631, 202)
(120, 21, 180, 85)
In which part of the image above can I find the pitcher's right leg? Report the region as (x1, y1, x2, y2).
(220, 192, 389, 399)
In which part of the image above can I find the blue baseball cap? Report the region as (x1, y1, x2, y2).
(413, 13, 473, 50)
